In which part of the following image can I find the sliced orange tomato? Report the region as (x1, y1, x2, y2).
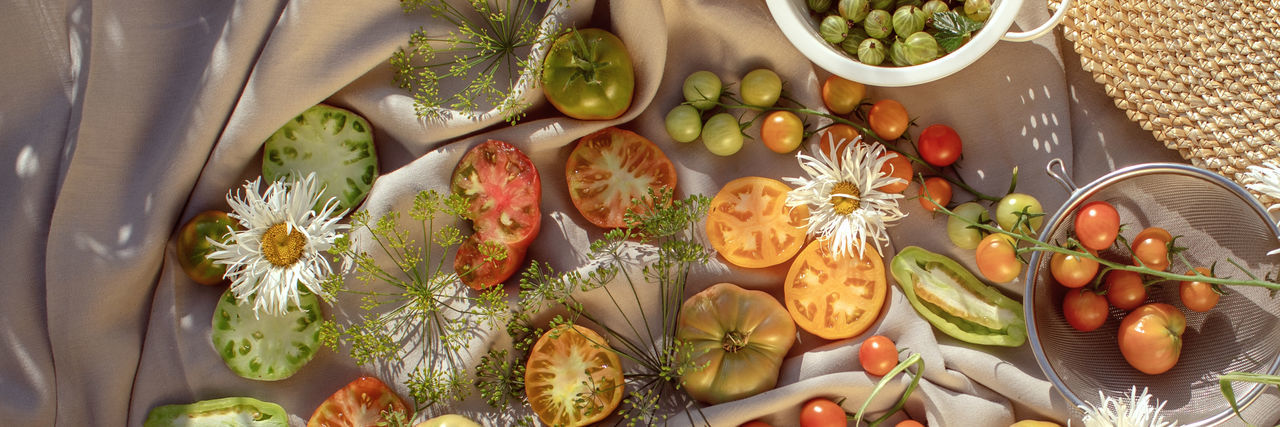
(706, 177, 810, 268)
(784, 241, 888, 340)
(525, 324, 625, 427)
(565, 128, 677, 229)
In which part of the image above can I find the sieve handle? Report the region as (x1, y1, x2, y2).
(1046, 158, 1077, 192)
(1001, 0, 1073, 42)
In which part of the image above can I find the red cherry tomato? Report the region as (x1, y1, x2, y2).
(918, 177, 952, 212)
(1074, 201, 1120, 251)
(896, 421, 925, 427)
(1104, 270, 1147, 311)
(859, 335, 899, 376)
(1049, 251, 1099, 288)
(1180, 267, 1220, 312)
(800, 398, 846, 427)
(916, 124, 962, 167)
(1062, 289, 1108, 332)
(818, 124, 861, 158)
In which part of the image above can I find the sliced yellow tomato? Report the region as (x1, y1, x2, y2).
(525, 324, 624, 427)
(706, 177, 810, 268)
(784, 241, 888, 340)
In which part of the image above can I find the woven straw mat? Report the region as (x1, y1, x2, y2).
(1055, 0, 1280, 205)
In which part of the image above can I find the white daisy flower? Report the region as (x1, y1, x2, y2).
(1080, 386, 1175, 427)
(209, 173, 348, 316)
(1243, 160, 1280, 255)
(784, 136, 907, 258)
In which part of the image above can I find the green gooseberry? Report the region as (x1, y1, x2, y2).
(871, 0, 895, 10)
(864, 9, 893, 39)
(841, 27, 871, 55)
(964, 0, 992, 21)
(892, 5, 927, 36)
(809, 0, 833, 13)
(922, 0, 949, 17)
(839, 0, 871, 23)
(889, 39, 911, 66)
(895, 0, 923, 7)
(820, 15, 850, 44)
(903, 31, 939, 65)
(858, 38, 888, 65)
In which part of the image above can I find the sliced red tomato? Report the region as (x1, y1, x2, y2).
(308, 376, 408, 427)
(454, 234, 525, 290)
(565, 127, 677, 228)
(525, 324, 625, 427)
(451, 140, 543, 246)
(706, 177, 810, 268)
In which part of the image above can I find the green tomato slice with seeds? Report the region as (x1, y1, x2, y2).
(262, 104, 378, 212)
(144, 396, 287, 427)
(211, 288, 321, 381)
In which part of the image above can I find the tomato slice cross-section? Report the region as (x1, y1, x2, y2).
(784, 241, 888, 340)
(706, 177, 809, 268)
(565, 127, 677, 229)
(525, 324, 625, 426)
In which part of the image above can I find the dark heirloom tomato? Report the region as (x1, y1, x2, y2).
(176, 210, 237, 285)
(677, 283, 796, 404)
(541, 28, 635, 120)
(308, 376, 408, 427)
(1118, 303, 1185, 375)
(565, 127, 677, 228)
(451, 140, 542, 289)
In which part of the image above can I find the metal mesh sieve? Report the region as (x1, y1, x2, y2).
(1026, 160, 1280, 425)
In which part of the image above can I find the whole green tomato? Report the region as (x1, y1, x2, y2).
(176, 210, 238, 285)
(995, 192, 1044, 234)
(677, 283, 796, 404)
(541, 28, 635, 120)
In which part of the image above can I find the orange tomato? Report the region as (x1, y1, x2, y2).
(821, 75, 866, 115)
(918, 177, 952, 212)
(818, 124, 861, 159)
(1049, 251, 1099, 288)
(1117, 302, 1185, 375)
(878, 153, 912, 194)
(525, 324, 625, 426)
(1179, 267, 1220, 312)
(896, 421, 926, 427)
(785, 241, 888, 340)
(706, 177, 810, 268)
(868, 99, 909, 141)
(761, 111, 805, 153)
(1104, 270, 1147, 311)
(975, 234, 1021, 283)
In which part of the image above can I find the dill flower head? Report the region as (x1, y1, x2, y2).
(784, 137, 907, 258)
(208, 173, 348, 316)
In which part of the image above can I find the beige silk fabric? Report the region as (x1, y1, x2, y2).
(3, 0, 1278, 425)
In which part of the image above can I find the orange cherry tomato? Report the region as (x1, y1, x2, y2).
(1074, 201, 1120, 251)
(821, 75, 866, 115)
(741, 421, 775, 427)
(761, 111, 806, 153)
(918, 177, 952, 212)
(799, 398, 846, 427)
(785, 241, 888, 340)
(706, 177, 810, 268)
(859, 335, 898, 376)
(1179, 267, 1220, 312)
(1131, 238, 1170, 272)
(1104, 270, 1147, 311)
(1049, 251, 1099, 288)
(1118, 303, 1185, 375)
(868, 99, 909, 141)
(896, 421, 925, 427)
(818, 124, 861, 159)
(878, 153, 912, 194)
(1133, 226, 1173, 243)
(1062, 289, 1108, 332)
(975, 234, 1021, 283)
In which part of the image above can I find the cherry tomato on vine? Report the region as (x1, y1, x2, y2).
(1074, 201, 1120, 251)
(1062, 289, 1108, 332)
(1104, 270, 1147, 311)
(665, 105, 702, 143)
(975, 234, 1021, 283)
(1133, 226, 1173, 243)
(1180, 267, 1220, 312)
(799, 398, 846, 427)
(918, 177, 951, 212)
(896, 421, 925, 427)
(1118, 303, 1185, 374)
(879, 153, 912, 194)
(684, 71, 722, 110)
(868, 99, 909, 141)
(1050, 250, 1099, 288)
(703, 113, 744, 156)
(995, 193, 1044, 234)
(859, 335, 898, 376)
(822, 75, 866, 115)
(946, 202, 989, 249)
(761, 111, 805, 153)
(1130, 227, 1171, 272)
(916, 124, 962, 167)
(741, 68, 783, 108)
(818, 124, 860, 158)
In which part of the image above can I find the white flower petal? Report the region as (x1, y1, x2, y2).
(784, 138, 906, 258)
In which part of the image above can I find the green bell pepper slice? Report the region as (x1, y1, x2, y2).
(143, 396, 288, 427)
(890, 246, 1026, 347)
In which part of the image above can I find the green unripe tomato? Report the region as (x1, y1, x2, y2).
(996, 193, 1044, 234)
(947, 202, 990, 249)
(741, 69, 783, 108)
(820, 15, 850, 44)
(864, 9, 893, 39)
(702, 113, 744, 156)
(858, 38, 888, 65)
(892, 6, 927, 36)
(665, 105, 702, 143)
(683, 71, 722, 111)
(839, 0, 872, 22)
(902, 31, 939, 65)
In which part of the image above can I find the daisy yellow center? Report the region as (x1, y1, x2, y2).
(261, 223, 307, 266)
(829, 181, 862, 215)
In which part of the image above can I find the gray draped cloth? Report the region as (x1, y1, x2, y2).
(3, 0, 1277, 425)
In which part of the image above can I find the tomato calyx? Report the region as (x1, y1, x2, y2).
(721, 330, 749, 353)
(560, 30, 611, 87)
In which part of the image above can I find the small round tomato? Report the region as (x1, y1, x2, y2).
(946, 202, 989, 249)
(799, 398, 846, 427)
(995, 193, 1044, 234)
(819, 124, 861, 154)
(1133, 226, 1173, 243)
(975, 234, 1021, 283)
(176, 210, 237, 285)
(918, 177, 951, 212)
(868, 99, 909, 140)
(859, 335, 898, 376)
(741, 68, 783, 108)
(706, 177, 810, 268)
(1104, 270, 1147, 311)
(896, 421, 925, 427)
(565, 128, 676, 229)
(1131, 238, 1170, 272)
(785, 242, 887, 340)
(761, 111, 805, 153)
(1074, 201, 1120, 251)
(878, 153, 912, 194)
(684, 71, 723, 110)
(665, 105, 702, 143)
(916, 124, 962, 167)
(1118, 303, 1185, 374)
(526, 324, 625, 426)
(703, 113, 745, 156)
(821, 75, 866, 115)
(1050, 251, 1099, 288)
(1180, 267, 1220, 312)
(541, 29, 634, 120)
(1062, 289, 1108, 332)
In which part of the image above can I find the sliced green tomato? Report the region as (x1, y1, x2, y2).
(262, 104, 378, 212)
(176, 210, 238, 285)
(211, 288, 321, 381)
(889, 246, 1026, 347)
(143, 397, 287, 427)
(415, 414, 483, 427)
